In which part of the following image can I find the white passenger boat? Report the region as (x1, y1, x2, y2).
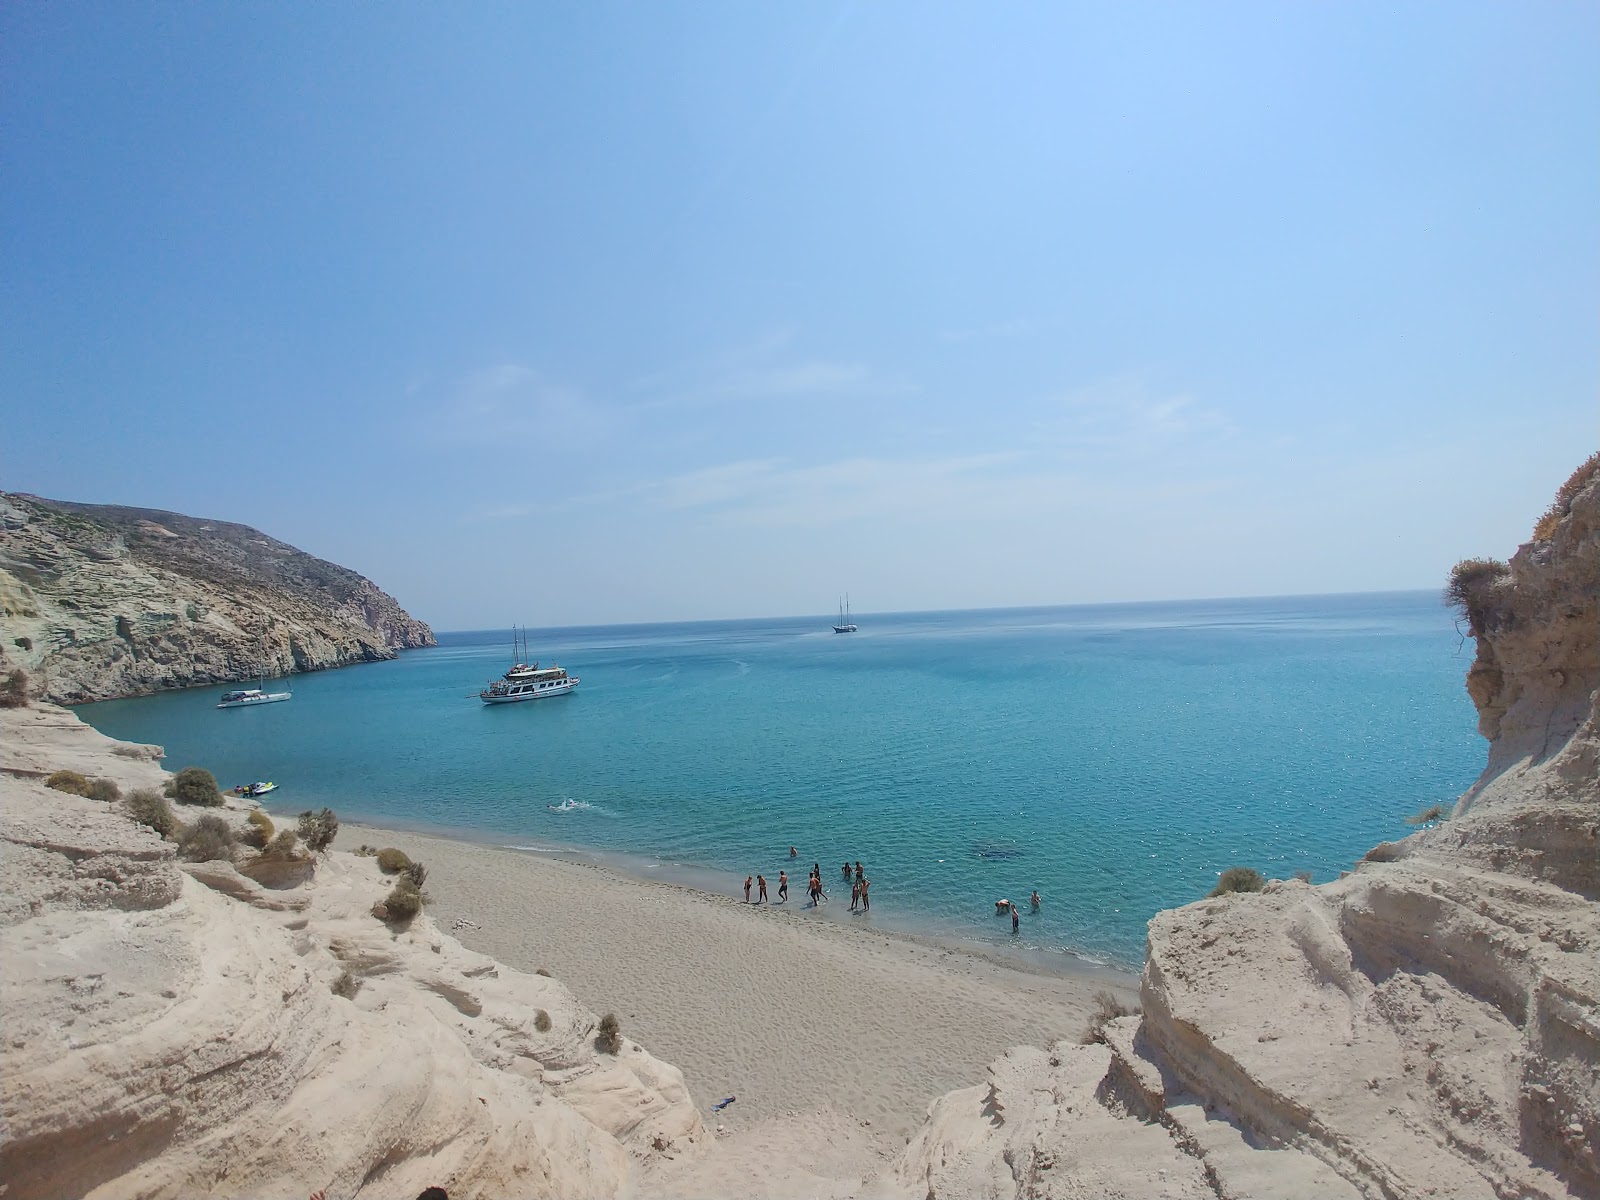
(217, 687, 292, 709)
(480, 626, 578, 704)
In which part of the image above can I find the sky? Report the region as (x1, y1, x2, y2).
(3, 2, 1596, 630)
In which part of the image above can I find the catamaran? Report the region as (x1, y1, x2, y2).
(833, 594, 858, 634)
(480, 625, 579, 704)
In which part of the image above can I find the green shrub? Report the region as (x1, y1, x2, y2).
(376, 847, 412, 874)
(87, 777, 122, 803)
(242, 809, 275, 848)
(171, 766, 222, 807)
(0, 668, 29, 709)
(331, 970, 362, 1000)
(45, 770, 91, 796)
(1406, 803, 1448, 826)
(1081, 989, 1138, 1045)
(178, 814, 236, 862)
(1209, 866, 1266, 898)
(297, 808, 339, 853)
(126, 788, 178, 838)
(534, 1009, 552, 1033)
(380, 877, 423, 922)
(596, 1012, 621, 1054)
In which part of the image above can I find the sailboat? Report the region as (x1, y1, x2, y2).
(480, 624, 579, 704)
(832, 595, 858, 634)
(218, 632, 293, 708)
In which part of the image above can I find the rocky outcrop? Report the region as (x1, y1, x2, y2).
(0, 704, 702, 1199)
(879, 459, 1600, 1200)
(0, 492, 436, 704)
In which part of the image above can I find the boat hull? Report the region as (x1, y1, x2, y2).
(832, 624, 857, 633)
(217, 693, 292, 709)
(480, 679, 579, 704)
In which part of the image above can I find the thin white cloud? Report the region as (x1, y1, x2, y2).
(437, 363, 614, 446)
(630, 330, 914, 409)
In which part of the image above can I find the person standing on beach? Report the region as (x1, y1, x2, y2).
(860, 875, 870, 911)
(757, 874, 768, 903)
(744, 875, 753, 903)
(778, 870, 788, 901)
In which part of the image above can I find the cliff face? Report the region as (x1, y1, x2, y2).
(0, 705, 702, 1199)
(882, 462, 1600, 1200)
(0, 493, 436, 704)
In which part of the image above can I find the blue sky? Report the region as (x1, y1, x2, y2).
(3, 2, 1596, 629)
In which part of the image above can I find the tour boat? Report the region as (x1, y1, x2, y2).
(217, 687, 292, 709)
(480, 625, 579, 704)
(832, 594, 858, 634)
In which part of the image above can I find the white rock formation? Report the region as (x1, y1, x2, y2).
(0, 706, 702, 1199)
(878, 461, 1599, 1200)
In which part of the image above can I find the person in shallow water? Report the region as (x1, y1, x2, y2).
(860, 875, 870, 911)
(849, 878, 861, 912)
(1030, 890, 1041, 910)
(778, 870, 788, 902)
(1011, 905, 1020, 933)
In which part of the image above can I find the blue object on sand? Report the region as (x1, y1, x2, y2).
(712, 1096, 737, 1111)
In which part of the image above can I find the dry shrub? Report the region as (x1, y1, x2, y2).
(535, 968, 552, 977)
(297, 808, 339, 853)
(596, 1012, 621, 1054)
(353, 844, 378, 857)
(534, 1009, 552, 1033)
(0, 668, 29, 708)
(178, 814, 236, 862)
(380, 877, 423, 922)
(242, 810, 275, 848)
(1292, 869, 1314, 884)
(1444, 558, 1511, 634)
(87, 778, 121, 803)
(405, 860, 428, 888)
(331, 970, 362, 1000)
(45, 770, 91, 796)
(171, 765, 222, 806)
(126, 788, 178, 838)
(1532, 450, 1599, 540)
(1081, 989, 1138, 1045)
(1406, 803, 1448, 826)
(260, 829, 301, 860)
(1209, 866, 1266, 898)
(376, 847, 412, 874)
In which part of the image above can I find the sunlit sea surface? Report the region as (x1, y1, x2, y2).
(78, 592, 1483, 969)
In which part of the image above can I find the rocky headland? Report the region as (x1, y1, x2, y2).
(879, 455, 1599, 1200)
(0, 493, 435, 705)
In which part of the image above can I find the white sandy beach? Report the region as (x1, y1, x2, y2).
(340, 821, 1132, 1148)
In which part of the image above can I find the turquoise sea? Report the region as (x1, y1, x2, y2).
(77, 592, 1483, 969)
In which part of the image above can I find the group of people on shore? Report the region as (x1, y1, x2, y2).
(741, 847, 873, 913)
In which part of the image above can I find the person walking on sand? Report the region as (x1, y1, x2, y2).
(778, 870, 789, 902)
(744, 875, 753, 903)
(757, 874, 769, 903)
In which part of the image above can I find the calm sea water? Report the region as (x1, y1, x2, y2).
(77, 592, 1483, 968)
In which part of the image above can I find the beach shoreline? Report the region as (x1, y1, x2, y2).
(328, 816, 1136, 1143)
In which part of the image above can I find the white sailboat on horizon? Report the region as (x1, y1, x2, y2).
(832, 594, 858, 634)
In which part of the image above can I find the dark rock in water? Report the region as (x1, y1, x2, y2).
(973, 841, 1025, 860)
(0, 492, 435, 703)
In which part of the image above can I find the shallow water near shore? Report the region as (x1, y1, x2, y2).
(78, 592, 1483, 968)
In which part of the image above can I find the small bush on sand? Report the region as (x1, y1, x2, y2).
(376, 847, 412, 874)
(1444, 558, 1511, 635)
(171, 766, 222, 806)
(353, 844, 378, 857)
(405, 860, 428, 888)
(178, 814, 236, 862)
(534, 1009, 553, 1032)
(126, 788, 178, 838)
(1406, 803, 1448, 826)
(535, 968, 552, 977)
(45, 770, 91, 796)
(596, 1012, 621, 1054)
(380, 877, 423, 922)
(331, 970, 362, 1000)
(0, 668, 29, 708)
(242, 809, 275, 848)
(1081, 989, 1138, 1045)
(298, 808, 339, 853)
(260, 829, 301, 860)
(1292, 869, 1314, 884)
(1532, 450, 1600, 540)
(87, 777, 122, 803)
(1209, 866, 1266, 898)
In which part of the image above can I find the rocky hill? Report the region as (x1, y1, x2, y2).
(0, 493, 435, 704)
(880, 456, 1599, 1200)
